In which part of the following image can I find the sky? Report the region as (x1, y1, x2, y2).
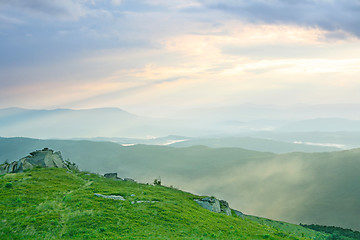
(1, 0, 360, 117)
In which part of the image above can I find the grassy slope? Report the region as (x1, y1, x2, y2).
(0, 168, 329, 240)
(1, 138, 360, 231)
(247, 216, 357, 240)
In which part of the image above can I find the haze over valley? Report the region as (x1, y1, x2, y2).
(2, 104, 360, 231)
(2, 105, 360, 232)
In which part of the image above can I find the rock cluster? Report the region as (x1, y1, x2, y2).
(219, 199, 232, 216)
(103, 172, 136, 182)
(104, 173, 122, 180)
(194, 197, 232, 216)
(0, 148, 68, 174)
(232, 209, 245, 218)
(123, 178, 136, 182)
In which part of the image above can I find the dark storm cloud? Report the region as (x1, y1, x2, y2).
(201, 0, 360, 37)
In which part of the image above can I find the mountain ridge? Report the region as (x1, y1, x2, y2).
(3, 107, 360, 139)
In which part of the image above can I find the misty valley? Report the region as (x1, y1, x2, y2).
(1, 107, 360, 239)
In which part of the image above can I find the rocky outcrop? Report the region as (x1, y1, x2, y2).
(232, 209, 245, 218)
(194, 197, 232, 216)
(103, 173, 136, 182)
(0, 148, 68, 174)
(104, 173, 123, 180)
(123, 178, 136, 182)
(219, 200, 232, 216)
(195, 197, 221, 213)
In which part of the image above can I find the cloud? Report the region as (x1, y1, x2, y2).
(0, 14, 24, 26)
(143, 0, 201, 9)
(0, 0, 88, 20)
(201, 0, 360, 37)
(111, 0, 122, 5)
(1, 0, 360, 113)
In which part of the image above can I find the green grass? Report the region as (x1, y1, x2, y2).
(246, 215, 331, 240)
(0, 168, 330, 239)
(300, 224, 360, 240)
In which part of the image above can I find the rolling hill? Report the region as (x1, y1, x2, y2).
(75, 135, 340, 153)
(0, 167, 336, 239)
(169, 136, 340, 153)
(1, 137, 360, 231)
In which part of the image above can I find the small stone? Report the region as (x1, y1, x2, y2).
(131, 200, 158, 204)
(94, 193, 125, 201)
(123, 178, 136, 182)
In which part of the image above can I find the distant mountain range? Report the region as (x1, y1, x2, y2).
(0, 107, 201, 138)
(277, 118, 360, 132)
(177, 103, 360, 121)
(2, 107, 360, 139)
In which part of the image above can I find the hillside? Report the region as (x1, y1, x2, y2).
(71, 135, 340, 153)
(0, 167, 331, 239)
(1, 137, 360, 231)
(247, 131, 360, 150)
(170, 136, 340, 153)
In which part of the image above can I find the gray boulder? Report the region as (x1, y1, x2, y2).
(195, 197, 221, 213)
(25, 148, 66, 168)
(219, 200, 232, 216)
(123, 178, 136, 182)
(194, 197, 232, 216)
(0, 148, 68, 174)
(232, 209, 245, 218)
(104, 173, 117, 178)
(104, 173, 122, 180)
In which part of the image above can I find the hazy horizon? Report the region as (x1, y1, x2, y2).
(2, 103, 360, 120)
